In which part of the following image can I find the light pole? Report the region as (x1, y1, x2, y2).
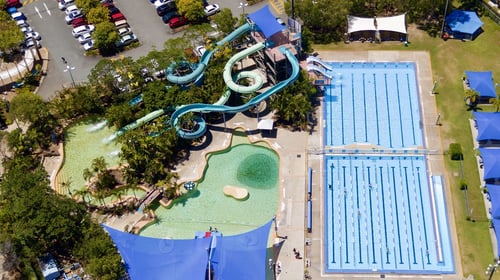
(485, 259, 500, 280)
(61, 57, 76, 87)
(239, 2, 248, 16)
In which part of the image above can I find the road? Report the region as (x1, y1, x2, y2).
(19, 0, 272, 101)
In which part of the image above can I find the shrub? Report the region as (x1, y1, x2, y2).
(459, 179, 468, 190)
(449, 143, 463, 160)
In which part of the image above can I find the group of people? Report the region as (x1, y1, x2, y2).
(292, 248, 302, 259)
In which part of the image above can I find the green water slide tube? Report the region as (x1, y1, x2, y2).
(166, 23, 252, 85)
(170, 47, 300, 139)
(222, 42, 265, 94)
(105, 109, 166, 142)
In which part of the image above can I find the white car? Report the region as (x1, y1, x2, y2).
(65, 4, 79, 15)
(65, 10, 82, 24)
(72, 25, 95, 37)
(77, 32, 92, 44)
(58, 0, 74, 10)
(20, 26, 33, 34)
(83, 40, 95, 51)
(16, 20, 28, 28)
(117, 26, 132, 37)
(204, 4, 220, 16)
(24, 31, 41, 41)
(153, 0, 171, 8)
(24, 38, 41, 48)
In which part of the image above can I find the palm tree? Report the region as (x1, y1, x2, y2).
(59, 177, 72, 196)
(489, 94, 500, 112)
(464, 88, 480, 108)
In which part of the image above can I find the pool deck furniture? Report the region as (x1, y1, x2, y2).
(223, 185, 249, 200)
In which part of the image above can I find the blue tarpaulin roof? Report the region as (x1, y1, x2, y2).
(480, 148, 500, 180)
(248, 5, 285, 38)
(466, 71, 496, 98)
(103, 219, 273, 280)
(474, 112, 500, 141)
(487, 184, 500, 218)
(446, 10, 483, 34)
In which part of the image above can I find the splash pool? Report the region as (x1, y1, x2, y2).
(57, 119, 144, 199)
(139, 133, 279, 239)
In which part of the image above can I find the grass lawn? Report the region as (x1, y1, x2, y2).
(313, 17, 500, 279)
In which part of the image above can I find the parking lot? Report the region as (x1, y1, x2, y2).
(19, 0, 271, 100)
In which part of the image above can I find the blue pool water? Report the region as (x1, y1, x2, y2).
(324, 155, 454, 274)
(322, 62, 454, 274)
(324, 62, 423, 148)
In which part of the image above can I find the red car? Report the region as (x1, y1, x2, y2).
(5, 0, 22, 9)
(168, 16, 187, 29)
(110, 12, 125, 22)
(72, 17, 87, 28)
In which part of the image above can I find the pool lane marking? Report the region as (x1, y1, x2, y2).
(379, 166, 390, 264)
(343, 166, 349, 264)
(340, 74, 345, 145)
(362, 73, 368, 142)
(367, 166, 377, 264)
(384, 74, 392, 148)
(395, 74, 405, 147)
(391, 166, 404, 264)
(355, 166, 363, 264)
(351, 73, 356, 142)
(373, 74, 380, 145)
(406, 73, 418, 145)
(416, 165, 431, 265)
(329, 162, 336, 263)
(403, 166, 417, 264)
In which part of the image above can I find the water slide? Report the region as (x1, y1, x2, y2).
(166, 23, 252, 85)
(306, 64, 332, 79)
(105, 109, 167, 143)
(170, 48, 300, 139)
(306, 56, 333, 71)
(222, 42, 265, 94)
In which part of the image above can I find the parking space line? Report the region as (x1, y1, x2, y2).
(34, 6, 42, 18)
(43, 3, 51, 16)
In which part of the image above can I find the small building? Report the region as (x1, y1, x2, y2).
(39, 254, 60, 280)
(444, 10, 483, 40)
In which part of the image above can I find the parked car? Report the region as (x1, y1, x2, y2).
(72, 24, 95, 37)
(107, 5, 120, 15)
(153, 0, 171, 8)
(24, 31, 41, 41)
(161, 11, 179, 24)
(110, 12, 125, 22)
(168, 16, 188, 28)
(117, 26, 132, 36)
(20, 26, 33, 34)
(204, 4, 219, 16)
(5, 0, 22, 9)
(83, 40, 95, 51)
(11, 11, 26, 21)
(114, 19, 128, 28)
(72, 17, 87, 28)
(156, 2, 176, 16)
(7, 7, 17, 14)
(64, 4, 79, 15)
(77, 32, 92, 44)
(58, 0, 74, 10)
(116, 34, 137, 47)
(65, 10, 83, 24)
(23, 38, 41, 48)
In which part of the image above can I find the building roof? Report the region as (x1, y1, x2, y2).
(248, 5, 285, 38)
(445, 10, 483, 34)
(474, 112, 500, 142)
(466, 71, 496, 98)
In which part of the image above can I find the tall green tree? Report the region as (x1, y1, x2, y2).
(10, 89, 48, 124)
(93, 22, 120, 52)
(87, 5, 110, 25)
(490, 95, 500, 112)
(177, 0, 206, 23)
(0, 11, 24, 53)
(212, 8, 237, 35)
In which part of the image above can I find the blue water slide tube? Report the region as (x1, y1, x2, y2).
(306, 56, 333, 71)
(170, 48, 300, 139)
(166, 23, 252, 85)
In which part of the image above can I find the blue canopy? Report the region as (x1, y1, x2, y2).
(487, 184, 500, 219)
(248, 5, 285, 38)
(480, 148, 500, 180)
(492, 218, 500, 256)
(103, 219, 273, 280)
(446, 10, 483, 35)
(466, 71, 496, 98)
(474, 112, 500, 141)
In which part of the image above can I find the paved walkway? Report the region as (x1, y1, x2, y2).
(0, 48, 42, 88)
